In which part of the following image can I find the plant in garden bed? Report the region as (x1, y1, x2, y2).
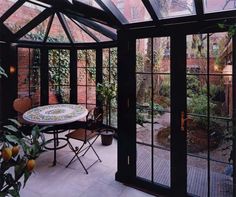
(0, 119, 46, 197)
(221, 124, 235, 177)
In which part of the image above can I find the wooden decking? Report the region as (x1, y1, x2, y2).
(136, 145, 233, 197)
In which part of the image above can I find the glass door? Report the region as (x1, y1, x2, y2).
(186, 33, 234, 197)
(136, 37, 171, 188)
(133, 33, 235, 196)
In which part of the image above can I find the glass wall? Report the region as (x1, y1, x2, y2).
(77, 49, 96, 110)
(48, 49, 70, 104)
(186, 33, 233, 197)
(136, 37, 171, 187)
(17, 47, 41, 107)
(102, 48, 117, 128)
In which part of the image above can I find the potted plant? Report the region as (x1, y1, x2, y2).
(0, 119, 46, 196)
(97, 81, 117, 145)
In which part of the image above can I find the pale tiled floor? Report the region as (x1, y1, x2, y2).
(20, 135, 155, 197)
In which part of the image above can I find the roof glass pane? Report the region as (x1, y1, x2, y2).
(46, 14, 70, 43)
(80, 23, 112, 42)
(0, 0, 17, 18)
(64, 16, 95, 43)
(3, 1, 45, 33)
(151, 0, 196, 19)
(110, 0, 151, 23)
(94, 21, 117, 34)
(20, 17, 50, 41)
(76, 0, 103, 10)
(203, 0, 236, 13)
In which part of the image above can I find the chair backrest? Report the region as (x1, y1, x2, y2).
(86, 107, 103, 130)
(13, 97, 32, 114)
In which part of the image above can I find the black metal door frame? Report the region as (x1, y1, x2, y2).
(116, 27, 236, 197)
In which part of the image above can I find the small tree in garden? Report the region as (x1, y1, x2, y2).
(97, 81, 117, 125)
(0, 120, 46, 197)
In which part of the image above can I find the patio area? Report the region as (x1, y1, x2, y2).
(20, 136, 155, 197)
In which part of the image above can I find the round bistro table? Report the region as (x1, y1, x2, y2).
(23, 104, 88, 166)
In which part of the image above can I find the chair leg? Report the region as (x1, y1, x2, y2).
(81, 135, 99, 156)
(66, 140, 88, 174)
(88, 141, 102, 162)
(66, 135, 101, 174)
(66, 140, 83, 167)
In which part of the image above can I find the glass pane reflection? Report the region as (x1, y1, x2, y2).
(150, 0, 196, 19)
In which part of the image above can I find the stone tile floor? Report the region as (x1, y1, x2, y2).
(20, 136, 155, 197)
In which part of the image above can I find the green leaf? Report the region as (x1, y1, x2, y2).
(31, 126, 40, 141)
(0, 191, 7, 197)
(1, 160, 17, 172)
(3, 125, 18, 133)
(14, 165, 23, 180)
(17, 140, 29, 155)
(8, 119, 21, 127)
(39, 125, 51, 132)
(218, 23, 225, 28)
(0, 174, 5, 190)
(0, 66, 7, 78)
(23, 170, 31, 188)
(5, 135, 20, 145)
(5, 173, 14, 186)
(8, 189, 20, 197)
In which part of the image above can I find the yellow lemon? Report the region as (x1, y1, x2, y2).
(12, 146, 20, 157)
(2, 148, 12, 161)
(26, 159, 36, 172)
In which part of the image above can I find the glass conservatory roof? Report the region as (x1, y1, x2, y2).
(76, 0, 103, 10)
(203, 0, 236, 13)
(0, 0, 236, 44)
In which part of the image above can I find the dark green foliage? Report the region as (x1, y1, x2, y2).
(0, 120, 46, 196)
(151, 102, 165, 115)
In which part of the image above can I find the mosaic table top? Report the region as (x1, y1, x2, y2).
(23, 104, 88, 125)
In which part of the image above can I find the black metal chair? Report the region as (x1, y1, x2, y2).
(65, 107, 103, 174)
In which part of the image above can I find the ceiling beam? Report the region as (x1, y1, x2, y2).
(0, 0, 26, 23)
(14, 8, 54, 40)
(124, 9, 236, 29)
(69, 17, 100, 42)
(94, 0, 128, 24)
(194, 0, 204, 17)
(37, 0, 120, 29)
(43, 14, 54, 42)
(67, 14, 117, 40)
(148, 0, 164, 20)
(0, 24, 15, 42)
(57, 12, 74, 43)
(126, 17, 236, 38)
(141, 0, 159, 22)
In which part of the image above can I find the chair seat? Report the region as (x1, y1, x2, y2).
(66, 129, 98, 142)
(65, 107, 103, 174)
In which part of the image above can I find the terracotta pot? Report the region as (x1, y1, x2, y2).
(100, 129, 115, 146)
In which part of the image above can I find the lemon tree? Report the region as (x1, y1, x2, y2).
(0, 119, 46, 197)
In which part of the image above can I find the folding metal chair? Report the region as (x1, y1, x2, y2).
(13, 97, 34, 136)
(65, 107, 103, 174)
